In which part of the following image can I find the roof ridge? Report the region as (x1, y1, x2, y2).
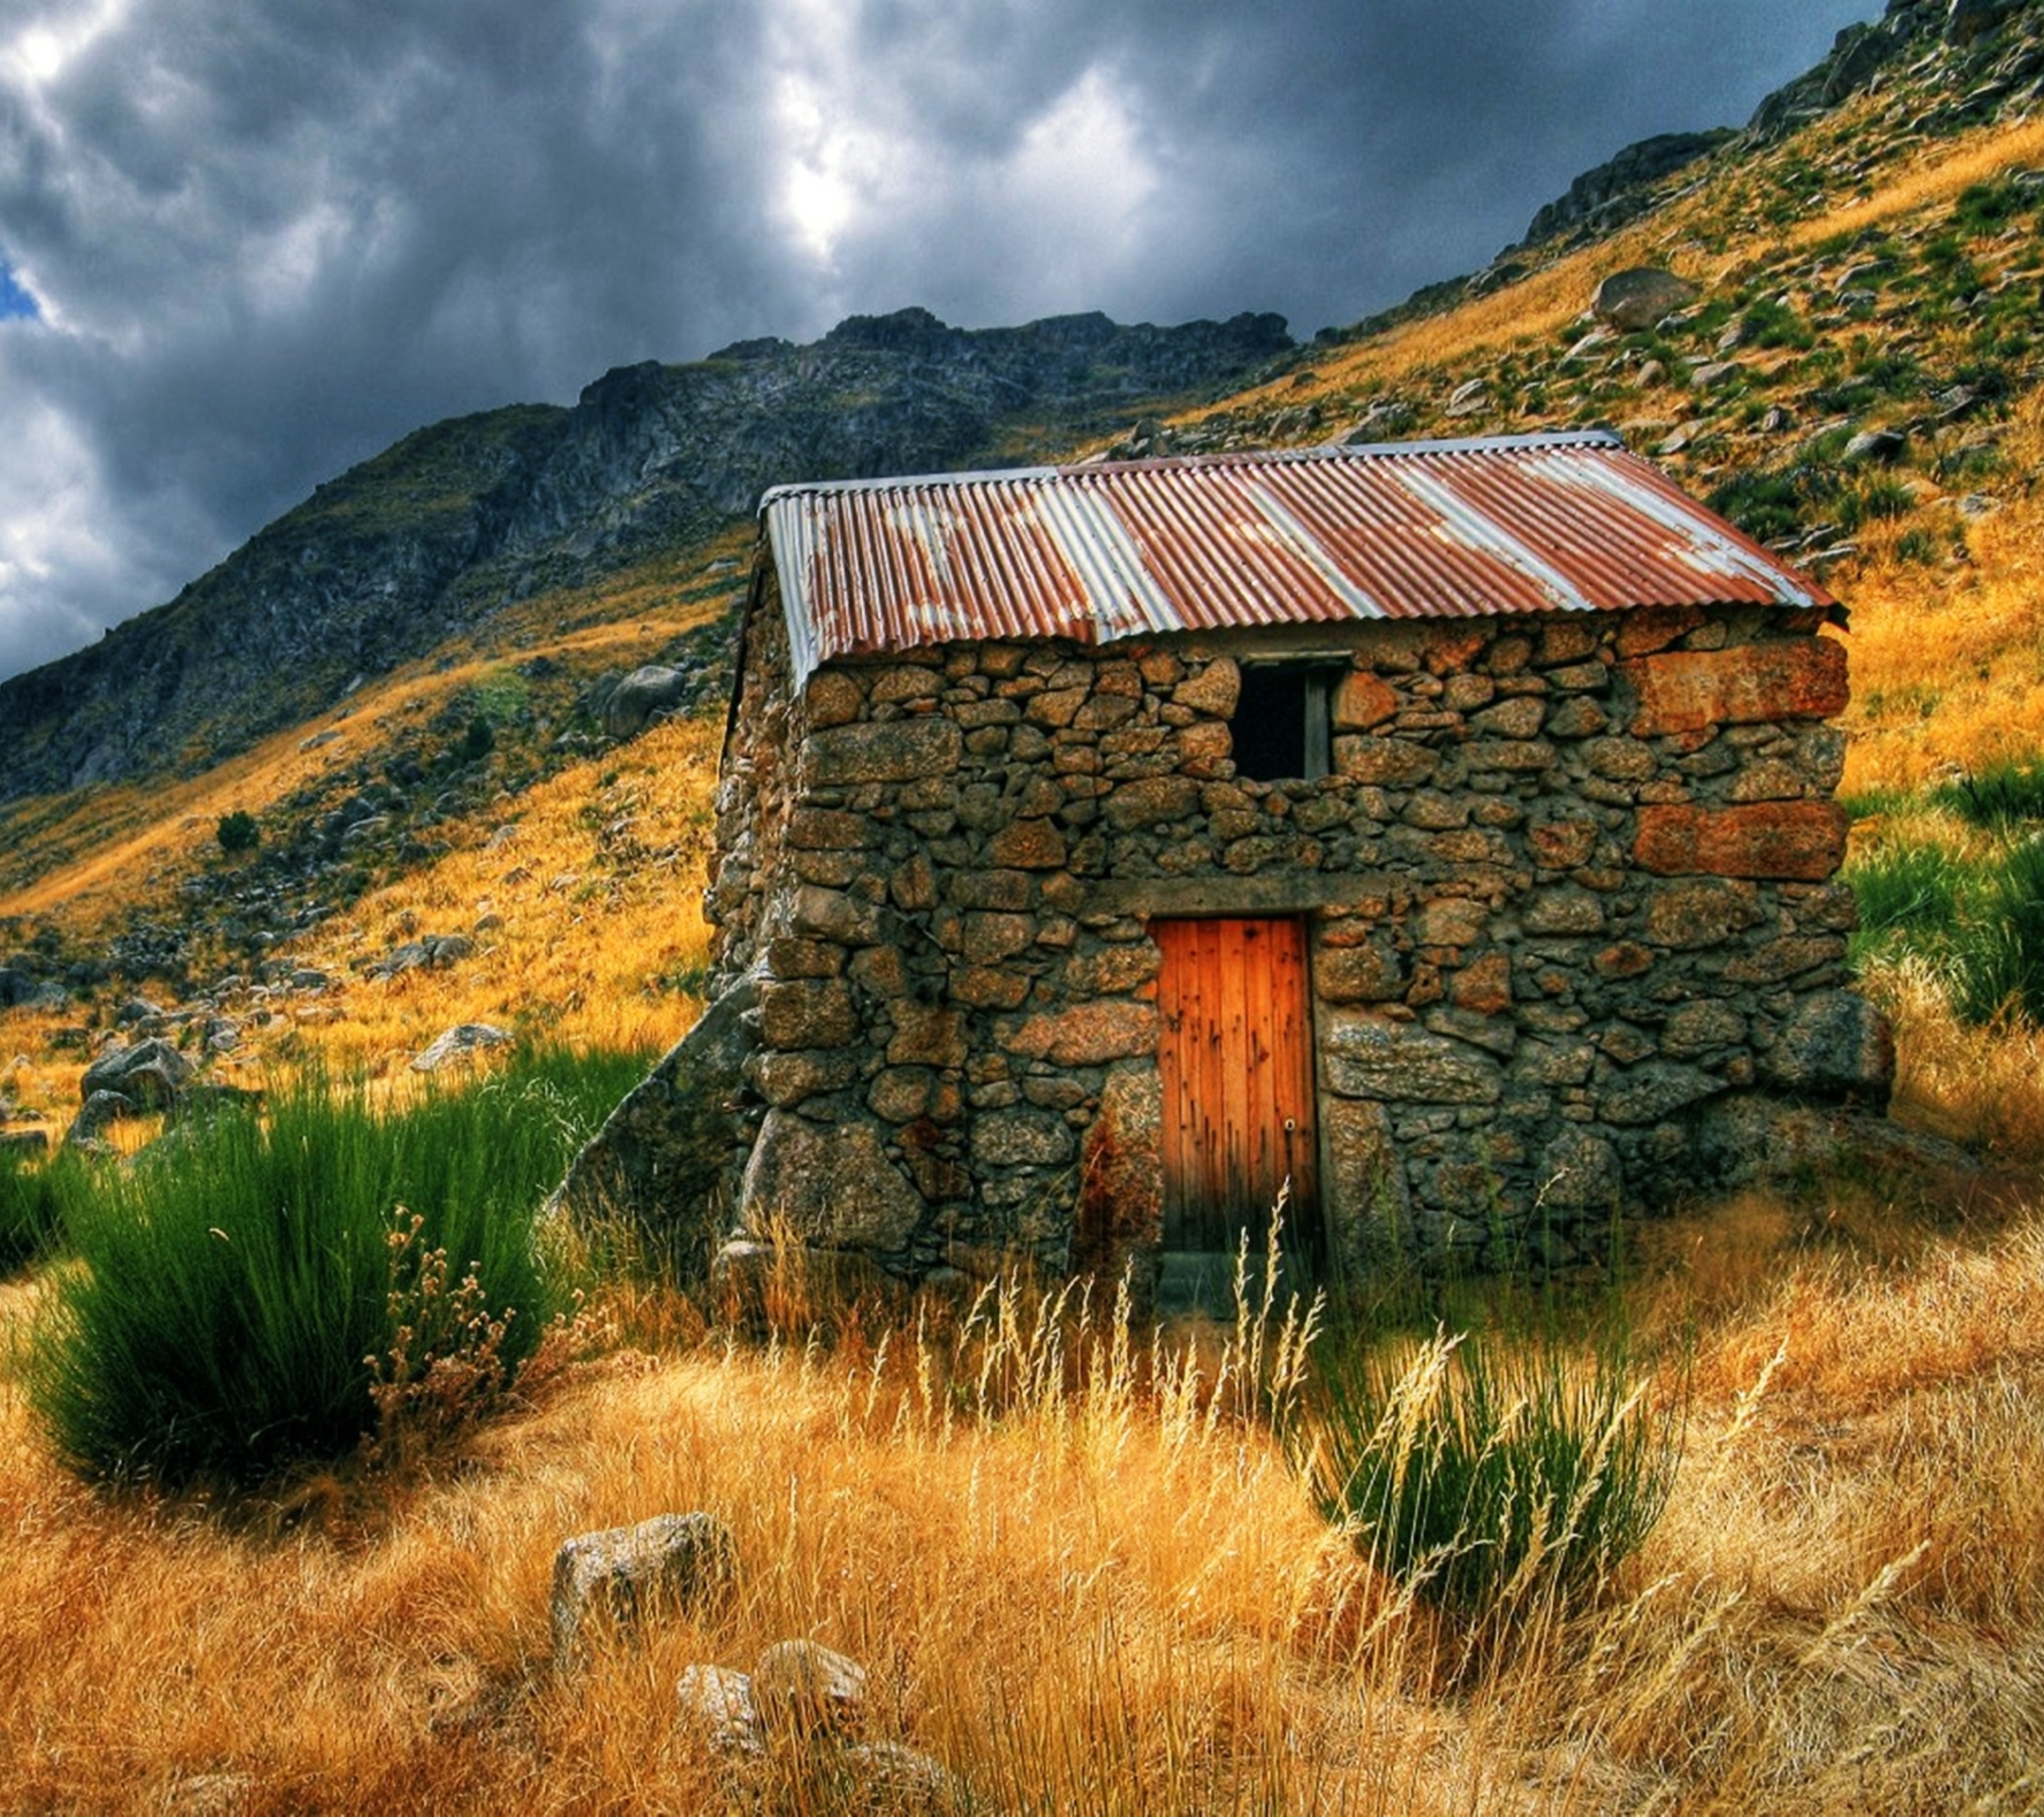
(756, 429, 1628, 510)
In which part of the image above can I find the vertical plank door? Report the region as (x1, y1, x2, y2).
(1154, 918, 1318, 1261)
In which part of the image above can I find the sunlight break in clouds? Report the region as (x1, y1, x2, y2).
(7, 0, 130, 92)
(770, 43, 1158, 312)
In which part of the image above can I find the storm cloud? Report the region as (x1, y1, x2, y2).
(0, 0, 1874, 684)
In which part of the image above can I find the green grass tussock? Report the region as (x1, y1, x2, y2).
(1846, 764, 2044, 1028)
(0, 1145, 83, 1275)
(23, 1045, 643, 1488)
(1293, 1317, 1680, 1631)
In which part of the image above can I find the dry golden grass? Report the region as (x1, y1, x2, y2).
(4, 1186, 2042, 1812)
(273, 714, 720, 1077)
(0, 543, 740, 941)
(1839, 395, 2044, 794)
(1786, 115, 2044, 251)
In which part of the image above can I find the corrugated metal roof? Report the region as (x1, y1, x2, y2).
(761, 431, 1835, 691)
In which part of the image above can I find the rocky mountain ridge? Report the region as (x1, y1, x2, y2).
(0, 309, 1291, 805)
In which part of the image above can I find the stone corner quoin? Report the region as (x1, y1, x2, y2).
(676, 589, 1886, 1292)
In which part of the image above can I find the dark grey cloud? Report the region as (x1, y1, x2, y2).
(1, 0, 1874, 685)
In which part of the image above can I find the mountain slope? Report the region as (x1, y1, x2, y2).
(0, 309, 1291, 804)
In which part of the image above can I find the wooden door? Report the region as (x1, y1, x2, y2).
(1154, 918, 1319, 1263)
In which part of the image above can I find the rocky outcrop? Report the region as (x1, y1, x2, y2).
(1518, 132, 1734, 252)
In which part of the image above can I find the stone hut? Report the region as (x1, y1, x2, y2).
(573, 430, 1892, 1305)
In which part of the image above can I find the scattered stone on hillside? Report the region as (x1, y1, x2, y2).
(1445, 379, 1489, 417)
(0, 971, 68, 1012)
(1844, 427, 1908, 464)
(597, 664, 693, 739)
(80, 1038, 196, 1108)
(1592, 268, 1700, 332)
(410, 1023, 514, 1072)
(1345, 399, 1416, 441)
(1759, 405, 1794, 434)
(0, 1129, 49, 1156)
(1688, 361, 1741, 390)
(115, 997, 165, 1027)
(750, 1641, 869, 1740)
(1109, 417, 1175, 460)
(67, 1089, 137, 1144)
(550, 1513, 739, 1671)
(366, 933, 473, 979)
(677, 1664, 765, 1755)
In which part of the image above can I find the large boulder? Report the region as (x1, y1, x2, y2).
(737, 1112, 925, 1252)
(600, 665, 692, 739)
(79, 1038, 195, 1110)
(1590, 268, 1700, 332)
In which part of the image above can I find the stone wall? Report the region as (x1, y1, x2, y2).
(701, 584, 1889, 1292)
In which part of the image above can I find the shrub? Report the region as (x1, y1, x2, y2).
(1954, 177, 2030, 237)
(1739, 295, 1814, 351)
(1704, 466, 1840, 546)
(1293, 1326, 1678, 1625)
(25, 1048, 636, 1487)
(215, 810, 260, 856)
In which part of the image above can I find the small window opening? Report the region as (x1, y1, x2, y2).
(1232, 663, 1337, 783)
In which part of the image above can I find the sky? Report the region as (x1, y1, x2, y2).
(0, 0, 1877, 687)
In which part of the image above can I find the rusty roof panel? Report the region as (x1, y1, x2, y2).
(762, 432, 1834, 689)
